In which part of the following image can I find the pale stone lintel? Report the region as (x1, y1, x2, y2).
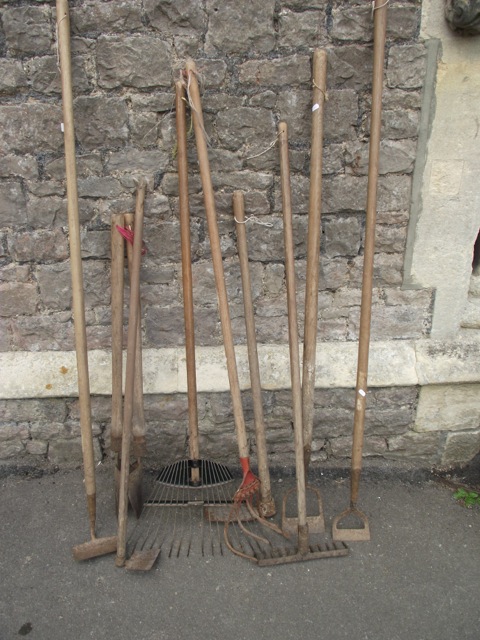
(1, 335, 480, 399)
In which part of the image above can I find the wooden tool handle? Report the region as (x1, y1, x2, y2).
(302, 49, 328, 471)
(176, 80, 200, 466)
(351, 0, 388, 505)
(56, 0, 96, 534)
(185, 59, 249, 459)
(111, 213, 125, 454)
(116, 182, 146, 566)
(233, 191, 273, 511)
(279, 122, 307, 530)
(124, 213, 146, 458)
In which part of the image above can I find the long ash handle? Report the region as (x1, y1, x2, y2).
(279, 122, 308, 544)
(176, 79, 200, 485)
(350, 0, 387, 507)
(185, 59, 249, 462)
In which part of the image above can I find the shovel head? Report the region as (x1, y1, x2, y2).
(281, 485, 325, 536)
(125, 547, 160, 571)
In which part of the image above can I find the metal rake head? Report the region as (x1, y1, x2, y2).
(223, 487, 290, 563)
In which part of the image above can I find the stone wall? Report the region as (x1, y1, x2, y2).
(0, 0, 430, 352)
(0, 386, 423, 470)
(0, 0, 478, 471)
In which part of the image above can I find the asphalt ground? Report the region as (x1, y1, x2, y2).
(1, 462, 479, 640)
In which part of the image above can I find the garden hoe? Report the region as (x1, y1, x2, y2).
(332, 0, 388, 543)
(56, 0, 116, 562)
(302, 49, 328, 475)
(184, 60, 285, 559)
(124, 81, 236, 567)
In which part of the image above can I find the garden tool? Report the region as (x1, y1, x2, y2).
(233, 190, 275, 519)
(302, 49, 328, 473)
(264, 122, 345, 565)
(56, 0, 116, 561)
(183, 60, 283, 556)
(123, 211, 146, 518)
(185, 59, 258, 502)
(115, 180, 147, 568)
(111, 213, 143, 519)
(332, 0, 388, 542)
(124, 80, 235, 568)
(224, 124, 347, 566)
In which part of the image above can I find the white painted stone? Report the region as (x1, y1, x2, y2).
(2, 336, 480, 399)
(415, 384, 480, 432)
(142, 348, 178, 394)
(315, 340, 418, 388)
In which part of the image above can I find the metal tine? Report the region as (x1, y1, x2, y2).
(128, 462, 177, 556)
(208, 459, 232, 555)
(168, 459, 188, 556)
(128, 454, 238, 560)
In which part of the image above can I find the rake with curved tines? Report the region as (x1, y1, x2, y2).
(122, 79, 239, 570)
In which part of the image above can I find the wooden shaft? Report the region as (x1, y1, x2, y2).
(110, 214, 125, 454)
(56, 0, 96, 538)
(124, 213, 146, 457)
(185, 59, 249, 459)
(279, 122, 307, 530)
(116, 183, 145, 566)
(176, 80, 200, 468)
(302, 49, 328, 472)
(233, 191, 273, 506)
(350, 1, 387, 506)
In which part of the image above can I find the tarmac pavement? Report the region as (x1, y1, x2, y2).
(0, 462, 479, 640)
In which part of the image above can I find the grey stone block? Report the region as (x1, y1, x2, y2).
(278, 9, 327, 49)
(0, 181, 27, 227)
(0, 155, 38, 181)
(73, 96, 128, 150)
(0, 104, 63, 155)
(216, 107, 276, 156)
(2, 6, 52, 55)
(71, 1, 143, 34)
(0, 282, 39, 317)
(442, 429, 480, 466)
(205, 0, 275, 55)
(387, 44, 427, 90)
(97, 35, 173, 90)
(387, 430, 441, 462)
(0, 59, 27, 94)
(8, 229, 68, 263)
(239, 54, 311, 87)
(145, 0, 207, 32)
(10, 312, 74, 351)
